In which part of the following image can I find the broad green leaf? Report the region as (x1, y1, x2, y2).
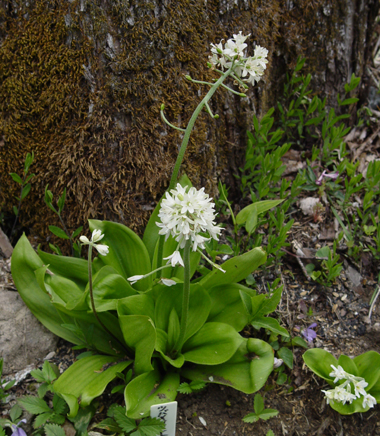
(198, 248, 266, 289)
(95, 418, 123, 433)
(251, 286, 283, 318)
(254, 393, 264, 414)
(11, 235, 82, 344)
(242, 413, 260, 423)
(251, 316, 289, 337)
(125, 367, 180, 419)
(18, 396, 51, 414)
(257, 409, 278, 420)
(33, 412, 52, 428)
(182, 322, 243, 365)
(154, 285, 211, 343)
(48, 226, 70, 240)
(89, 266, 138, 312)
(138, 418, 166, 436)
(53, 355, 131, 417)
(354, 351, 380, 390)
(44, 274, 83, 306)
(338, 354, 358, 376)
(113, 406, 136, 433)
(291, 336, 309, 349)
(89, 220, 152, 292)
(155, 329, 185, 368)
(70, 404, 96, 435)
(38, 250, 88, 289)
(303, 349, 338, 383)
(182, 338, 274, 394)
(236, 200, 284, 225)
(329, 395, 371, 415)
(44, 424, 66, 436)
(167, 308, 180, 352)
(277, 347, 293, 369)
(207, 284, 254, 331)
(118, 315, 155, 375)
(118, 294, 155, 319)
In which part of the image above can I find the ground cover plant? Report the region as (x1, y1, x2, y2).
(3, 33, 380, 436)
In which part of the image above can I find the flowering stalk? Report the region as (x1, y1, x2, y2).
(81, 231, 131, 357)
(172, 239, 191, 356)
(157, 33, 268, 274)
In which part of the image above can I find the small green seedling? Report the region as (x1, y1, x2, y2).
(242, 394, 278, 423)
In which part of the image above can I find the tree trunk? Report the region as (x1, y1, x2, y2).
(0, 0, 378, 242)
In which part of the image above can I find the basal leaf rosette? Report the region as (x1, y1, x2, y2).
(303, 349, 380, 414)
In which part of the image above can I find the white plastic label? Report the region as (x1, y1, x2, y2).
(150, 401, 177, 436)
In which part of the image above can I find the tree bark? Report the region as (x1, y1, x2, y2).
(0, 0, 378, 242)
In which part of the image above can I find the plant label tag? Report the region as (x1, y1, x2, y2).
(150, 401, 177, 436)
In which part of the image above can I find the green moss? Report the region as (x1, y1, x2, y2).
(0, 0, 370, 248)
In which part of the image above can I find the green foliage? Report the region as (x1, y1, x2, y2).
(0, 359, 15, 404)
(303, 349, 380, 415)
(30, 360, 60, 398)
(8, 151, 35, 242)
(177, 380, 207, 394)
(305, 243, 343, 285)
(44, 185, 83, 257)
(18, 394, 68, 429)
(242, 394, 278, 423)
(95, 405, 165, 436)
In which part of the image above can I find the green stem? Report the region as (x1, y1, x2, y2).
(157, 65, 236, 276)
(87, 246, 132, 357)
(168, 64, 235, 191)
(173, 239, 191, 356)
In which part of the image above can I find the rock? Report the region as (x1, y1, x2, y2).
(345, 265, 363, 295)
(299, 197, 322, 216)
(0, 289, 58, 375)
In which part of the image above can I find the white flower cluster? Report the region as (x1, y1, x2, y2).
(209, 31, 268, 86)
(80, 229, 109, 256)
(321, 365, 377, 409)
(156, 184, 222, 266)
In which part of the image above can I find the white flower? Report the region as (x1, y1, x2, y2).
(362, 393, 377, 409)
(164, 250, 184, 267)
(156, 184, 222, 252)
(253, 45, 269, 68)
(224, 32, 249, 58)
(127, 274, 144, 285)
(329, 365, 348, 383)
(322, 389, 336, 405)
(353, 379, 368, 397)
(80, 230, 109, 256)
(160, 278, 177, 287)
(333, 385, 356, 405)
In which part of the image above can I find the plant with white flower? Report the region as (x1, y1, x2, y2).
(321, 364, 376, 409)
(156, 183, 223, 269)
(80, 229, 109, 256)
(208, 32, 268, 87)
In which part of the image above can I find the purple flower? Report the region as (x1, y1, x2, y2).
(302, 323, 317, 343)
(11, 420, 27, 436)
(316, 170, 339, 186)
